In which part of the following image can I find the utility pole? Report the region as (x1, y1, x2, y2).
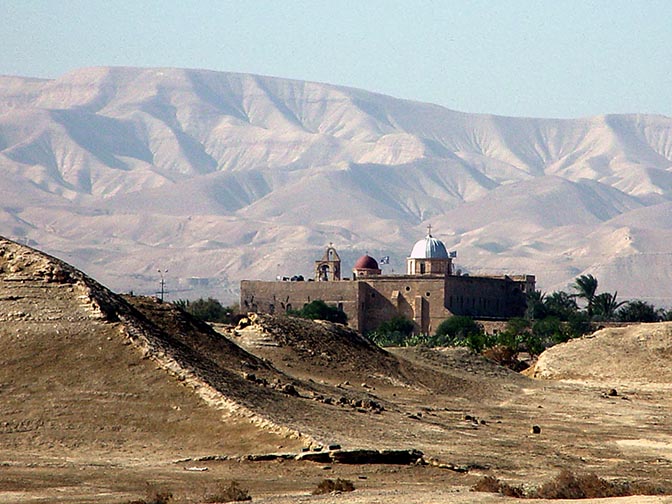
(157, 269, 168, 302)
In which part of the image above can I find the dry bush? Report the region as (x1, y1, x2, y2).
(312, 478, 355, 495)
(471, 476, 524, 498)
(474, 470, 672, 499)
(532, 470, 629, 499)
(204, 480, 252, 502)
(127, 489, 173, 504)
(471, 476, 501, 493)
(630, 480, 672, 496)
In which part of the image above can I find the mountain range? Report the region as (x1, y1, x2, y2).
(1, 66, 671, 306)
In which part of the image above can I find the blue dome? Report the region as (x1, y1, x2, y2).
(410, 233, 449, 259)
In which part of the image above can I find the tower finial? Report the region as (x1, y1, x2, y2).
(427, 224, 432, 237)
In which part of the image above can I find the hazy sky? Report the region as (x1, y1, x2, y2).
(2, 0, 671, 118)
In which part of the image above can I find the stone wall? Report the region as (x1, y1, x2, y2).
(240, 280, 364, 331)
(359, 276, 451, 334)
(444, 276, 527, 318)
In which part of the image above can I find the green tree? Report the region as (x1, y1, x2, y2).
(367, 316, 416, 347)
(290, 300, 348, 324)
(567, 311, 592, 337)
(173, 298, 237, 323)
(460, 331, 496, 354)
(495, 317, 530, 352)
(573, 274, 599, 316)
(592, 291, 626, 321)
(431, 316, 482, 346)
(531, 316, 570, 350)
(617, 300, 660, 322)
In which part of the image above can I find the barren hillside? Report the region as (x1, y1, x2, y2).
(0, 236, 306, 462)
(1, 67, 672, 305)
(530, 322, 672, 385)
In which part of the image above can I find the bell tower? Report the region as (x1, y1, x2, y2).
(314, 243, 341, 281)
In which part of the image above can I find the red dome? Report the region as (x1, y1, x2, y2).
(354, 254, 379, 270)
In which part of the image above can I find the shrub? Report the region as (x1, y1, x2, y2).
(531, 469, 628, 499)
(289, 300, 348, 324)
(482, 345, 520, 368)
(127, 488, 173, 504)
(461, 330, 496, 354)
(377, 316, 415, 337)
(367, 316, 417, 346)
(473, 470, 672, 499)
(471, 475, 501, 493)
(431, 316, 482, 346)
(204, 481, 251, 502)
(312, 478, 355, 495)
(471, 476, 524, 497)
(173, 298, 237, 324)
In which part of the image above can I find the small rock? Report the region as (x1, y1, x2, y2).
(280, 383, 299, 396)
(531, 425, 541, 434)
(608, 388, 618, 397)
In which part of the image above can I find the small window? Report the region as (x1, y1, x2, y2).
(405, 286, 411, 292)
(425, 292, 431, 297)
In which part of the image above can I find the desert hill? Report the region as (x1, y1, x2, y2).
(0, 236, 307, 462)
(530, 321, 672, 385)
(1, 67, 672, 305)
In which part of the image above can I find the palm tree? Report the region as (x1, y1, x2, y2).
(592, 291, 626, 321)
(525, 290, 547, 319)
(544, 291, 578, 320)
(617, 300, 660, 322)
(573, 274, 599, 316)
